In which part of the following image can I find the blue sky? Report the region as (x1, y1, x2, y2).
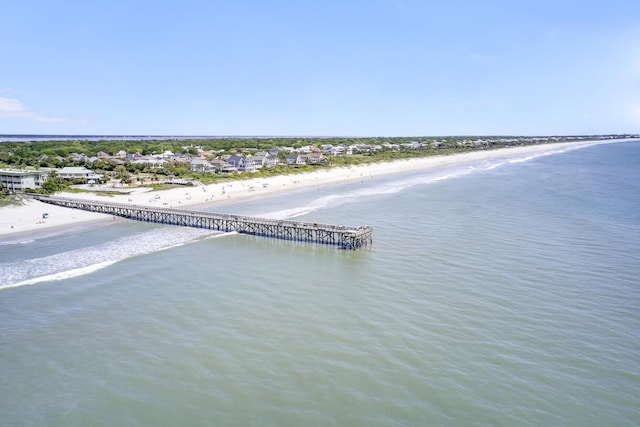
(1, 0, 639, 136)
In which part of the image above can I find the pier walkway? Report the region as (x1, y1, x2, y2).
(32, 195, 373, 250)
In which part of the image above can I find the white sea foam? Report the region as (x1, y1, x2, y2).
(481, 148, 562, 169)
(258, 146, 585, 222)
(259, 194, 349, 219)
(258, 168, 476, 220)
(0, 238, 36, 246)
(2, 143, 600, 289)
(431, 174, 454, 182)
(2, 140, 638, 426)
(202, 231, 238, 240)
(249, 146, 589, 222)
(509, 152, 553, 163)
(1, 260, 120, 289)
(0, 227, 216, 289)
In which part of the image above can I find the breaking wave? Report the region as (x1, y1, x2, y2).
(1, 227, 219, 289)
(2, 143, 595, 289)
(257, 144, 589, 221)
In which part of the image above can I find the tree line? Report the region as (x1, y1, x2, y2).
(0, 135, 617, 196)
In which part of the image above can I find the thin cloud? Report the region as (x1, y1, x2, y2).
(0, 97, 85, 123)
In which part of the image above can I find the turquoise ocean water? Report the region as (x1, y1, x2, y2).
(1, 141, 639, 426)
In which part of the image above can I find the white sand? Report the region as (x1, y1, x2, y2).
(0, 140, 615, 238)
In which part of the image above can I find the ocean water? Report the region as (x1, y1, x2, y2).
(1, 141, 639, 426)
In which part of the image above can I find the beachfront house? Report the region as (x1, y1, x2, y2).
(252, 152, 279, 169)
(285, 154, 306, 165)
(401, 141, 425, 149)
(350, 144, 376, 154)
(297, 145, 314, 153)
(327, 146, 346, 156)
(57, 167, 104, 183)
(305, 152, 327, 164)
(227, 155, 256, 172)
(0, 169, 49, 192)
(209, 159, 236, 173)
(190, 158, 213, 173)
(269, 147, 294, 156)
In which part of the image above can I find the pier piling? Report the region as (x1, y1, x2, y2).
(31, 195, 373, 250)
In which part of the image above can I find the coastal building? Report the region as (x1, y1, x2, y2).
(227, 155, 256, 172)
(191, 157, 236, 173)
(190, 158, 212, 173)
(305, 152, 327, 164)
(57, 167, 104, 182)
(210, 159, 236, 173)
(0, 169, 49, 192)
(269, 147, 294, 156)
(327, 145, 346, 155)
(285, 153, 306, 165)
(252, 152, 279, 169)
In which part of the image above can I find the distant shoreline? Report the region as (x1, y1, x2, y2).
(3, 134, 634, 141)
(0, 139, 628, 240)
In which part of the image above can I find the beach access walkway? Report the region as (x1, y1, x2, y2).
(31, 194, 373, 250)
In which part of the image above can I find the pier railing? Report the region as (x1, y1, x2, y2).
(32, 195, 373, 250)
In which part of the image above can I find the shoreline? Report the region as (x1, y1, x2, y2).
(0, 140, 625, 240)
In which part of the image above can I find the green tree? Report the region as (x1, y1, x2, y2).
(113, 165, 131, 183)
(40, 170, 70, 194)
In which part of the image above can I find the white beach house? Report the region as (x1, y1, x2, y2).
(0, 169, 49, 192)
(57, 167, 104, 182)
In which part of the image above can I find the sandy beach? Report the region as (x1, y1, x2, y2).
(0, 140, 615, 239)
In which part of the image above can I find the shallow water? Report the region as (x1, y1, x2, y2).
(1, 141, 639, 425)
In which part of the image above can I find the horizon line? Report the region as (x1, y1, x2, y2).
(1, 133, 638, 140)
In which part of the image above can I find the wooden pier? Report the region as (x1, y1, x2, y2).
(32, 195, 373, 250)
